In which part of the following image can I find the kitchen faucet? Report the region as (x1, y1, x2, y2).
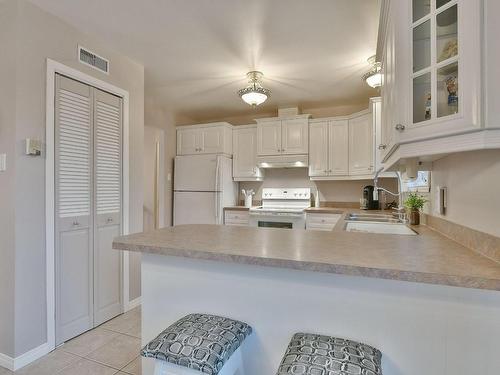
(373, 167, 407, 222)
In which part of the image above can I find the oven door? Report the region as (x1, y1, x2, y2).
(249, 212, 305, 230)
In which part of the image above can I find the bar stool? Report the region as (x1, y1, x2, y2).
(276, 333, 382, 375)
(141, 313, 252, 375)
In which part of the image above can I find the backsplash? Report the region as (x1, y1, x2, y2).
(239, 168, 398, 205)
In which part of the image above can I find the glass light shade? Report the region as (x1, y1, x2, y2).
(365, 72, 382, 88)
(241, 91, 268, 106)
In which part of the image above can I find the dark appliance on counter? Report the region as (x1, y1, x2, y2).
(362, 185, 380, 210)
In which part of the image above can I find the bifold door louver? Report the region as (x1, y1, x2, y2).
(78, 46, 109, 74)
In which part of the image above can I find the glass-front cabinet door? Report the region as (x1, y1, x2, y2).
(405, 0, 481, 141)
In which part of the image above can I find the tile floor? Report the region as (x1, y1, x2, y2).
(0, 307, 143, 375)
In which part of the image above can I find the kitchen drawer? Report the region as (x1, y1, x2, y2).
(224, 211, 249, 226)
(306, 213, 341, 231)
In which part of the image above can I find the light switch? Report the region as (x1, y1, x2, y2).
(0, 154, 6, 171)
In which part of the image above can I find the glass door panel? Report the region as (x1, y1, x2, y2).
(436, 0, 452, 9)
(437, 62, 458, 117)
(412, 0, 431, 22)
(437, 5, 458, 63)
(413, 20, 431, 73)
(413, 73, 432, 124)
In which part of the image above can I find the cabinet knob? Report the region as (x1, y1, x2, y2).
(378, 144, 387, 150)
(107, 217, 113, 223)
(395, 124, 405, 132)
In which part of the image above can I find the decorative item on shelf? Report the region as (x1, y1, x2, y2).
(424, 92, 432, 120)
(404, 193, 428, 225)
(362, 55, 382, 88)
(242, 189, 255, 208)
(237, 71, 270, 107)
(439, 40, 458, 62)
(445, 74, 458, 113)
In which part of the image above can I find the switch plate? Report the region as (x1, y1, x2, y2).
(0, 154, 6, 171)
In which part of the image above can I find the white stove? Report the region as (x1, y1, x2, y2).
(249, 188, 311, 229)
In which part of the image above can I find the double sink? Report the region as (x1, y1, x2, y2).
(344, 213, 417, 235)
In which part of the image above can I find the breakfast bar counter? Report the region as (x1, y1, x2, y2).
(113, 223, 500, 291)
(113, 223, 500, 375)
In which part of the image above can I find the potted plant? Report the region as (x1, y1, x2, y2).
(404, 193, 427, 225)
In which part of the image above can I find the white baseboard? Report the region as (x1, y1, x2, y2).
(0, 342, 52, 371)
(125, 296, 141, 312)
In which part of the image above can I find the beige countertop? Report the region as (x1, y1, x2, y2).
(113, 215, 500, 291)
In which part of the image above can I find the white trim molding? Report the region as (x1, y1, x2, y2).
(45, 58, 131, 356)
(0, 342, 52, 371)
(125, 297, 142, 312)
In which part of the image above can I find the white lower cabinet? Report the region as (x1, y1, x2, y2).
(306, 213, 341, 231)
(224, 210, 250, 226)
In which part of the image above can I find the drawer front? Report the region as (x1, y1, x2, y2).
(306, 214, 341, 231)
(225, 211, 249, 225)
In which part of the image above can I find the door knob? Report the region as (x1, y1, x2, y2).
(395, 124, 405, 132)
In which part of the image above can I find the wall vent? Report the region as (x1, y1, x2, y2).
(78, 46, 109, 74)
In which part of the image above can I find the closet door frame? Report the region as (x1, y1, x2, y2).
(45, 59, 130, 355)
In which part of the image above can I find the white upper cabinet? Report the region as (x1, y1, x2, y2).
(349, 113, 374, 175)
(378, 0, 488, 164)
(257, 120, 282, 155)
(329, 120, 349, 175)
(281, 118, 309, 155)
(233, 125, 263, 181)
(257, 116, 309, 156)
(176, 123, 233, 156)
(403, 0, 480, 141)
(177, 127, 199, 155)
(308, 122, 329, 177)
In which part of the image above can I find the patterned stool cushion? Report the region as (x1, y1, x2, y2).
(141, 313, 252, 374)
(277, 333, 382, 375)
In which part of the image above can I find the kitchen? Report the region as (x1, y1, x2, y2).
(116, 0, 500, 374)
(1, 1, 500, 375)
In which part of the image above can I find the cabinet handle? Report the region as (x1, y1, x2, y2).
(72, 221, 80, 226)
(395, 124, 405, 132)
(378, 144, 387, 150)
(107, 217, 113, 223)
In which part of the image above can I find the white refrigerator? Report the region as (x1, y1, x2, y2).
(174, 154, 238, 225)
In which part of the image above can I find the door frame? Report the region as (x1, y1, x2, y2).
(45, 59, 130, 352)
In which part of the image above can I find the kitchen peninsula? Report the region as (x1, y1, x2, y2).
(113, 222, 500, 375)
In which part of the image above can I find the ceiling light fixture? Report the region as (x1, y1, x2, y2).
(362, 55, 382, 88)
(238, 71, 270, 107)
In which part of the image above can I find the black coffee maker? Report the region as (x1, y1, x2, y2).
(362, 185, 380, 210)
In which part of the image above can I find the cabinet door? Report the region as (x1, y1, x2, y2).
(199, 126, 224, 154)
(257, 121, 282, 155)
(177, 127, 199, 155)
(233, 127, 261, 179)
(281, 118, 308, 154)
(329, 120, 349, 175)
(308, 122, 329, 177)
(349, 114, 374, 175)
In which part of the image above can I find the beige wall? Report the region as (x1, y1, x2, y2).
(2, 0, 145, 358)
(145, 97, 176, 227)
(177, 102, 369, 126)
(240, 169, 397, 204)
(429, 150, 500, 237)
(0, 0, 17, 358)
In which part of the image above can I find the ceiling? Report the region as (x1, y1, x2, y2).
(30, 0, 380, 123)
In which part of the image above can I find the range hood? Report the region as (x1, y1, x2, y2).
(257, 154, 309, 168)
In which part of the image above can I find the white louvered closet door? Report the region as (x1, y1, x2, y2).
(93, 89, 123, 326)
(55, 75, 93, 344)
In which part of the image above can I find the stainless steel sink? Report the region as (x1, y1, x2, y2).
(345, 213, 402, 223)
